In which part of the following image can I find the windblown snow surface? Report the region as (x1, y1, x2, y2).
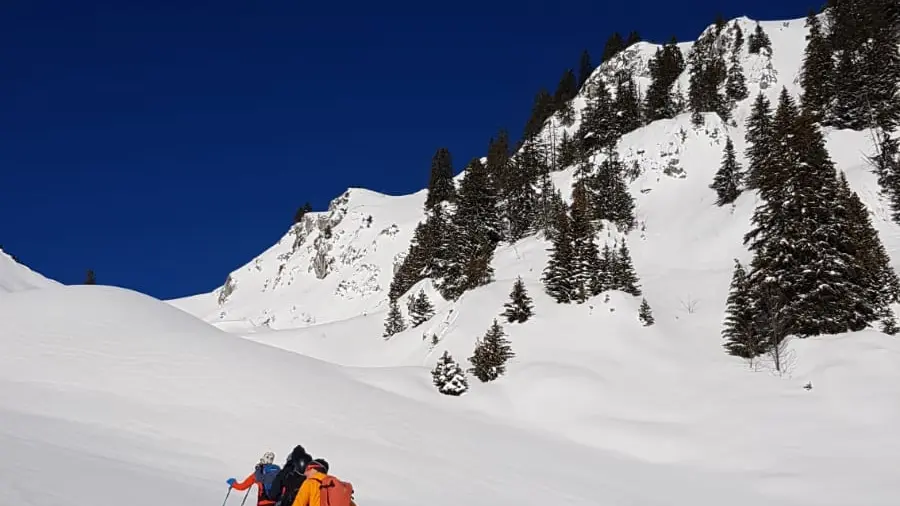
(4, 14, 900, 506)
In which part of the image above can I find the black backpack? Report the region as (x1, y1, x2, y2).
(274, 458, 308, 506)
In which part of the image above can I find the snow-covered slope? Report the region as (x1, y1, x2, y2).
(1, 285, 796, 506)
(0, 247, 59, 293)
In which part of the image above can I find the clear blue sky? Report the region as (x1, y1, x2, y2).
(1, 0, 813, 300)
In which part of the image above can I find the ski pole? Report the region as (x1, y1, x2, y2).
(222, 486, 232, 506)
(239, 487, 251, 506)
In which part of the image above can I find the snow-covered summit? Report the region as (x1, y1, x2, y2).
(168, 15, 813, 334)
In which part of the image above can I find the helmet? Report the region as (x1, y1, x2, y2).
(259, 451, 275, 465)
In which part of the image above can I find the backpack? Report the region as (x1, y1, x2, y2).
(274, 458, 308, 506)
(255, 463, 282, 498)
(312, 474, 355, 506)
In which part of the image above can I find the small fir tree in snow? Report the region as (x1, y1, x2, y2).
(577, 80, 617, 155)
(542, 206, 577, 303)
(610, 240, 641, 296)
(722, 259, 763, 358)
(799, 11, 833, 123)
(570, 181, 603, 302)
(468, 319, 515, 382)
(687, 29, 727, 125)
(85, 269, 96, 285)
(601, 32, 626, 63)
(432, 350, 469, 396)
(881, 313, 899, 336)
(725, 44, 748, 104)
(614, 70, 643, 136)
(644, 37, 685, 122)
(409, 290, 435, 327)
(744, 92, 773, 191)
(732, 21, 745, 52)
(710, 137, 744, 206)
(596, 242, 617, 293)
(502, 276, 534, 323)
(425, 148, 456, 209)
(383, 299, 407, 338)
(747, 22, 772, 55)
(638, 298, 654, 326)
(578, 49, 594, 89)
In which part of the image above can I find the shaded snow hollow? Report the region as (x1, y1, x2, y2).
(4, 13, 900, 506)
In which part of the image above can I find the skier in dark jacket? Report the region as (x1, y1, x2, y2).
(269, 445, 312, 506)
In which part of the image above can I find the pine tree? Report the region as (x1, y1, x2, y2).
(596, 242, 616, 293)
(871, 133, 900, 225)
(502, 276, 534, 323)
(409, 289, 436, 327)
(506, 142, 541, 241)
(294, 202, 313, 224)
(638, 298, 654, 326)
(610, 239, 641, 296)
(538, 176, 568, 241)
(743, 89, 881, 338)
(524, 89, 555, 141)
(714, 13, 727, 34)
(836, 171, 900, 310)
(558, 130, 578, 170)
(732, 21, 745, 52)
(590, 149, 635, 230)
(644, 38, 686, 122)
(722, 259, 763, 358)
(687, 29, 727, 125)
(570, 181, 602, 302)
(432, 350, 469, 396)
(824, 0, 900, 130)
(577, 80, 617, 155)
(725, 45, 748, 104)
(578, 49, 594, 89)
(710, 137, 744, 206)
(625, 31, 641, 47)
(468, 319, 515, 382)
(441, 159, 501, 300)
(553, 69, 578, 124)
(425, 148, 456, 209)
(744, 93, 773, 191)
(614, 70, 642, 135)
(486, 130, 511, 198)
(85, 269, 96, 285)
(881, 313, 900, 336)
(390, 205, 450, 301)
(747, 22, 772, 55)
(602, 33, 626, 63)
(542, 205, 577, 303)
(800, 11, 834, 123)
(383, 299, 407, 338)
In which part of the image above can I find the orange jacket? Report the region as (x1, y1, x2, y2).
(290, 471, 325, 506)
(231, 472, 275, 506)
(291, 471, 357, 506)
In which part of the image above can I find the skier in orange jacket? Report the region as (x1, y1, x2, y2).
(227, 451, 280, 506)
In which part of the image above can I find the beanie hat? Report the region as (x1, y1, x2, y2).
(259, 451, 275, 465)
(306, 458, 329, 473)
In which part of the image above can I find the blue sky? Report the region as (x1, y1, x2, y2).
(1, 0, 813, 300)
